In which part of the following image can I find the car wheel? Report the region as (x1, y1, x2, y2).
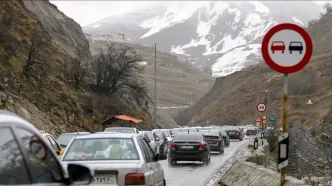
(239, 138, 243, 141)
(168, 158, 174, 166)
(203, 156, 209, 165)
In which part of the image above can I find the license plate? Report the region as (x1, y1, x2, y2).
(92, 175, 116, 184)
(181, 145, 193, 149)
(229, 132, 235, 134)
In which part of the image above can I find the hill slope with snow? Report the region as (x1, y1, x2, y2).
(83, 1, 323, 77)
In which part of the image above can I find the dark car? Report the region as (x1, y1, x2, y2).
(246, 127, 257, 136)
(219, 129, 230, 147)
(289, 41, 303, 54)
(200, 130, 224, 154)
(168, 132, 210, 166)
(224, 126, 244, 141)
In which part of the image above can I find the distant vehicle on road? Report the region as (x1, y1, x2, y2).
(40, 130, 65, 159)
(224, 126, 244, 141)
(271, 41, 285, 53)
(170, 128, 188, 135)
(245, 127, 257, 136)
(61, 133, 167, 186)
(152, 129, 174, 142)
(153, 131, 169, 154)
(200, 130, 224, 155)
(168, 132, 210, 166)
(289, 41, 303, 54)
(219, 129, 230, 147)
(187, 127, 199, 132)
(104, 127, 140, 134)
(57, 132, 90, 149)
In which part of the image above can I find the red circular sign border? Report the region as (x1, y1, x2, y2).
(261, 23, 313, 74)
(256, 102, 266, 112)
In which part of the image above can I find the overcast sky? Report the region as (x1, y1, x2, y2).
(51, 1, 165, 26)
(51, 1, 328, 26)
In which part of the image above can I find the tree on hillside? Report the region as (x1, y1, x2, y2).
(22, 31, 50, 78)
(66, 50, 90, 89)
(92, 43, 147, 98)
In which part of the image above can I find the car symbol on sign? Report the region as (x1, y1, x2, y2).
(289, 41, 303, 54)
(271, 41, 285, 54)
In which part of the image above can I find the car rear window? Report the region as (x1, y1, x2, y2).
(62, 138, 139, 161)
(174, 133, 202, 142)
(104, 128, 135, 133)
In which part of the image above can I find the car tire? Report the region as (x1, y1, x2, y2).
(168, 158, 174, 166)
(239, 138, 243, 141)
(203, 156, 209, 165)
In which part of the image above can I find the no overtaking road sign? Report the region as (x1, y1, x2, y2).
(261, 23, 313, 74)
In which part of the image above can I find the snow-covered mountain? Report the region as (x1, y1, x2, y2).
(83, 1, 324, 77)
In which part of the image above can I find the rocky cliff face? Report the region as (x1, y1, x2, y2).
(23, 0, 90, 58)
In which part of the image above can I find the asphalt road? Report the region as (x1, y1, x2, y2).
(159, 138, 249, 186)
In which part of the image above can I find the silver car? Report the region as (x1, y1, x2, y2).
(140, 131, 161, 154)
(61, 133, 167, 186)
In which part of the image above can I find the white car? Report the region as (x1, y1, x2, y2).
(140, 131, 161, 153)
(152, 129, 173, 142)
(61, 133, 167, 186)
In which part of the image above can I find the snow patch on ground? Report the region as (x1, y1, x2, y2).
(292, 17, 305, 26)
(211, 44, 261, 77)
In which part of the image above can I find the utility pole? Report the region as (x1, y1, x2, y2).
(154, 43, 158, 129)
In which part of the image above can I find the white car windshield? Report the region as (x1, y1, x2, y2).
(62, 138, 139, 161)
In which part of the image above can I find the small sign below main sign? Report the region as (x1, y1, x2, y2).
(269, 115, 276, 121)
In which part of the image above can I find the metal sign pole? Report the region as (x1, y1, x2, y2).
(280, 73, 288, 186)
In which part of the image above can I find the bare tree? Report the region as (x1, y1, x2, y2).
(66, 50, 89, 89)
(92, 43, 145, 95)
(22, 31, 49, 77)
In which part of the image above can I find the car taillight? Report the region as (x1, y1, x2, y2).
(170, 143, 175, 148)
(199, 143, 205, 150)
(125, 173, 145, 185)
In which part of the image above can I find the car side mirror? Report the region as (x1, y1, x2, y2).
(154, 153, 167, 161)
(67, 164, 92, 185)
(155, 136, 160, 141)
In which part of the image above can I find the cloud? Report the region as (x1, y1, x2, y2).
(50, 1, 165, 26)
